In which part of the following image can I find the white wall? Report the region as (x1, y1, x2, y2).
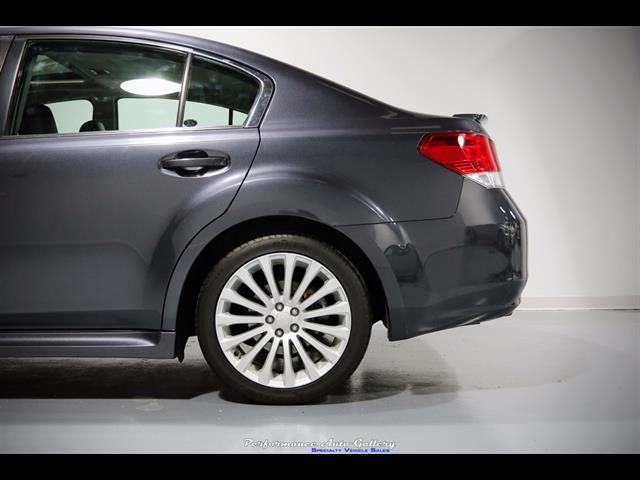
(146, 26, 640, 308)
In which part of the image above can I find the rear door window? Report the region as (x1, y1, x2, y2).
(9, 40, 262, 136)
(12, 41, 186, 135)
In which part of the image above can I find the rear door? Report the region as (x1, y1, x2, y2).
(0, 35, 268, 330)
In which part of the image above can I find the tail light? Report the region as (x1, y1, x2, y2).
(418, 131, 504, 188)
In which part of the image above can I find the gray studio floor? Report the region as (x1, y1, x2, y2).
(0, 310, 638, 453)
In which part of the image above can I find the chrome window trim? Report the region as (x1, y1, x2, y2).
(1, 33, 274, 139)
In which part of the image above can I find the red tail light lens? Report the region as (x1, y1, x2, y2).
(418, 132, 500, 174)
(418, 132, 504, 188)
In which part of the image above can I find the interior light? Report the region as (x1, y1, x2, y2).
(120, 78, 181, 96)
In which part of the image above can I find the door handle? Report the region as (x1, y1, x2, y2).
(159, 150, 230, 177)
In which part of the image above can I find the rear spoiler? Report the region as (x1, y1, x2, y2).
(453, 113, 488, 126)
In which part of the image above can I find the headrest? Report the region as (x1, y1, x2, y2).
(19, 104, 58, 135)
(79, 120, 106, 132)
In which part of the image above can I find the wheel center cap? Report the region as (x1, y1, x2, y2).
(272, 309, 293, 330)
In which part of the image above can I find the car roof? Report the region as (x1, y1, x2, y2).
(0, 26, 288, 77)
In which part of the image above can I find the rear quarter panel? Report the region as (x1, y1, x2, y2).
(162, 58, 486, 332)
(244, 125, 463, 224)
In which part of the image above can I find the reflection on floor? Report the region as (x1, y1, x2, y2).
(0, 310, 638, 453)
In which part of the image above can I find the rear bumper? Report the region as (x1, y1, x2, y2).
(339, 178, 528, 340)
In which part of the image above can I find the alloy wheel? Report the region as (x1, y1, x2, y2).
(215, 252, 352, 388)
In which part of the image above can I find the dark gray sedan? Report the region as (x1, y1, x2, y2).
(0, 27, 527, 404)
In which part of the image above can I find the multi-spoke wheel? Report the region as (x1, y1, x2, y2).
(197, 234, 372, 404)
(216, 252, 352, 388)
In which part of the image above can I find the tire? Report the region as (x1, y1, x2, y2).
(196, 234, 372, 404)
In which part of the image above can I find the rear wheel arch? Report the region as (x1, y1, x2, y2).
(171, 215, 390, 359)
